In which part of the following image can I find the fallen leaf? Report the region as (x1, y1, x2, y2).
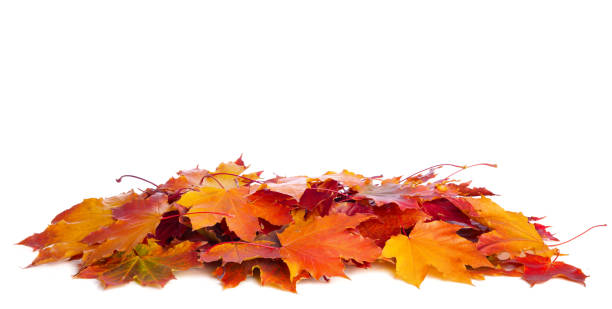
(355, 183, 419, 210)
(278, 212, 381, 280)
(213, 258, 297, 292)
(463, 197, 554, 257)
(19, 159, 594, 291)
(381, 221, 491, 287)
(358, 204, 429, 247)
(19, 191, 139, 265)
(77, 239, 201, 288)
(199, 241, 280, 264)
(179, 187, 287, 241)
(515, 254, 587, 286)
(81, 193, 171, 265)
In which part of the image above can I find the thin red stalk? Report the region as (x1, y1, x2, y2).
(159, 214, 182, 220)
(442, 163, 498, 180)
(173, 187, 195, 195)
(549, 224, 607, 247)
(402, 164, 466, 182)
(200, 174, 225, 189)
(116, 175, 159, 188)
(160, 211, 233, 221)
(209, 172, 264, 184)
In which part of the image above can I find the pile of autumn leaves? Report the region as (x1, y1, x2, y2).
(20, 157, 587, 291)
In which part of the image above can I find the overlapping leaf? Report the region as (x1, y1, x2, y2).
(19, 157, 594, 291)
(19, 191, 139, 266)
(81, 193, 172, 265)
(462, 197, 555, 257)
(77, 239, 201, 288)
(381, 221, 492, 287)
(277, 211, 381, 280)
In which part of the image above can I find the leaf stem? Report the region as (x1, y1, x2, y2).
(403, 164, 466, 182)
(442, 163, 498, 180)
(116, 174, 159, 188)
(549, 224, 607, 247)
(200, 174, 225, 189)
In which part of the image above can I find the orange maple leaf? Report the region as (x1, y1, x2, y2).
(81, 193, 171, 266)
(199, 241, 281, 264)
(277, 211, 381, 280)
(213, 258, 299, 292)
(19, 191, 139, 266)
(178, 186, 292, 241)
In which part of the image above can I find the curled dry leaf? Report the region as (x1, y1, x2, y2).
(19, 157, 598, 291)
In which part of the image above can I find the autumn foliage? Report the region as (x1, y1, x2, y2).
(20, 157, 592, 291)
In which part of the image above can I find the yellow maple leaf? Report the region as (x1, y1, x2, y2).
(382, 221, 491, 287)
(464, 197, 554, 257)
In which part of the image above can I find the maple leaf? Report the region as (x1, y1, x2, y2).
(528, 217, 559, 241)
(179, 187, 252, 238)
(76, 239, 201, 288)
(80, 193, 172, 265)
(330, 200, 374, 216)
(403, 167, 439, 185)
(463, 197, 554, 257)
(247, 189, 294, 226)
(468, 265, 523, 279)
(357, 204, 430, 247)
(421, 198, 484, 229)
(320, 170, 370, 188)
(444, 182, 494, 196)
(298, 179, 342, 215)
(161, 156, 259, 193)
(259, 176, 308, 200)
(154, 207, 191, 245)
(277, 211, 381, 280)
(178, 186, 291, 241)
(20, 159, 595, 290)
(533, 223, 559, 241)
(202, 156, 261, 189)
(381, 221, 492, 287)
(212, 258, 298, 292)
(514, 254, 587, 286)
(355, 183, 419, 210)
(159, 167, 210, 192)
(199, 241, 280, 264)
(19, 191, 139, 266)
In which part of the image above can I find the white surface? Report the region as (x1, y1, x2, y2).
(1, 0, 610, 307)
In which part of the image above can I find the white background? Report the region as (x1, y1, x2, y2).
(1, 1, 610, 308)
